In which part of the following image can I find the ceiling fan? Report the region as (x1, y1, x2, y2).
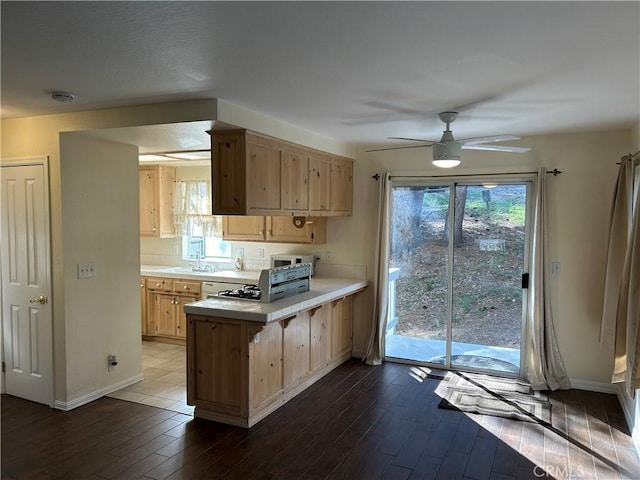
(366, 111, 531, 168)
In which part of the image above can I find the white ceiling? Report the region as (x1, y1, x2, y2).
(2, 1, 639, 150)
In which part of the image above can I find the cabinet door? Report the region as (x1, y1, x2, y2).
(308, 155, 332, 212)
(331, 158, 353, 214)
(222, 216, 266, 241)
(249, 322, 283, 411)
(282, 313, 310, 391)
(175, 296, 195, 339)
(158, 166, 176, 238)
(188, 316, 244, 415)
(281, 151, 308, 211)
(139, 168, 158, 235)
(212, 131, 247, 214)
(309, 304, 331, 372)
(247, 143, 281, 211)
(331, 296, 353, 359)
(155, 294, 177, 337)
(266, 216, 312, 243)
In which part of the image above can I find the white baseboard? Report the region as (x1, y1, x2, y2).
(53, 373, 143, 411)
(567, 378, 618, 394)
(613, 383, 640, 458)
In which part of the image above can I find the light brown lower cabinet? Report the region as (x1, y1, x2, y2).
(187, 294, 355, 428)
(143, 276, 201, 343)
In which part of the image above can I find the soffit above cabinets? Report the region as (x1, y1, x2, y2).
(78, 120, 245, 166)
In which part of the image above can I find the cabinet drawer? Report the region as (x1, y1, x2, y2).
(146, 277, 173, 292)
(174, 280, 201, 295)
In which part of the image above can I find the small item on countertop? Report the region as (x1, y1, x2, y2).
(234, 257, 243, 271)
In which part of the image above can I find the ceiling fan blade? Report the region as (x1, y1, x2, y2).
(387, 137, 437, 144)
(461, 144, 531, 153)
(366, 144, 434, 153)
(459, 135, 520, 145)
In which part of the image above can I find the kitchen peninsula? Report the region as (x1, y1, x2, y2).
(183, 277, 367, 428)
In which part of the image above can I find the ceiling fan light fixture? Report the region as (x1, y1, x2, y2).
(432, 158, 461, 168)
(432, 141, 461, 168)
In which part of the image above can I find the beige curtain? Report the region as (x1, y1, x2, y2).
(364, 173, 391, 365)
(526, 168, 571, 391)
(600, 154, 640, 397)
(173, 180, 221, 237)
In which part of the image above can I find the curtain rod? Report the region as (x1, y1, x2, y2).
(615, 151, 640, 165)
(371, 169, 562, 180)
(621, 151, 640, 162)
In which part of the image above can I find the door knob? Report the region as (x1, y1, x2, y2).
(29, 295, 48, 304)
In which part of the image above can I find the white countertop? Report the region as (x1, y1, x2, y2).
(182, 277, 368, 323)
(141, 265, 260, 283)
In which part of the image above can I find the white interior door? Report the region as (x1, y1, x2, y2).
(1, 159, 53, 406)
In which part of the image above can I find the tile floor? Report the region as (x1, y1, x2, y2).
(107, 341, 194, 415)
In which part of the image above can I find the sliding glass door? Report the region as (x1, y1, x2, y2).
(385, 178, 532, 376)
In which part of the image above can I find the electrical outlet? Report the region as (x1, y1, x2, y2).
(258, 248, 265, 258)
(77, 263, 96, 279)
(552, 261, 561, 275)
(171, 243, 179, 255)
(238, 247, 245, 257)
(326, 251, 332, 263)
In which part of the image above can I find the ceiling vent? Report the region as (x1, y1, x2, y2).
(50, 91, 75, 103)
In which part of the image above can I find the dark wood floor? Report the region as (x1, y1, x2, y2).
(2, 359, 639, 479)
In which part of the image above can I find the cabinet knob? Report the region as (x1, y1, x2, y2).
(156, 283, 161, 287)
(183, 285, 190, 290)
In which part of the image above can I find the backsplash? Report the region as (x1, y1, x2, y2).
(140, 236, 366, 279)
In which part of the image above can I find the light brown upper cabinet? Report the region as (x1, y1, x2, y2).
(139, 165, 176, 237)
(222, 216, 327, 244)
(222, 216, 267, 242)
(210, 129, 352, 216)
(309, 155, 353, 214)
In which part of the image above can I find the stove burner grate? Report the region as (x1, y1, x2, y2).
(216, 284, 261, 301)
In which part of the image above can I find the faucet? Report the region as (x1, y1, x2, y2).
(191, 251, 213, 272)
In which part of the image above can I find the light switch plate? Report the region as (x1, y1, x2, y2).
(77, 263, 96, 279)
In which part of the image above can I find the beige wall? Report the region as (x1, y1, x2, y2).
(60, 133, 141, 401)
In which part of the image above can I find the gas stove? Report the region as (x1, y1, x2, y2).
(213, 284, 261, 302)
(210, 263, 311, 304)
